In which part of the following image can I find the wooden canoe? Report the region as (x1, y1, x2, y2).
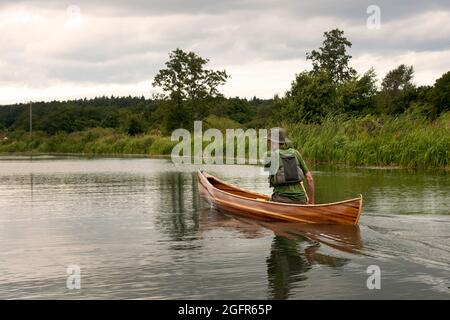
(198, 170, 363, 225)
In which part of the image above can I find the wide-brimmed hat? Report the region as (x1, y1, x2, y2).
(267, 127, 290, 144)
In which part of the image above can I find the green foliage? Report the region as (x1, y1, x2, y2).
(306, 29, 356, 83)
(339, 68, 378, 114)
(0, 94, 273, 135)
(152, 48, 229, 129)
(224, 98, 254, 123)
(281, 70, 338, 123)
(151, 98, 186, 133)
(1, 32, 449, 170)
(430, 71, 450, 114)
(153, 48, 229, 101)
(277, 68, 377, 123)
(148, 136, 176, 155)
(203, 115, 241, 131)
(378, 64, 415, 114)
(0, 127, 176, 156)
(278, 29, 377, 123)
(0, 96, 156, 134)
(381, 64, 415, 91)
(125, 115, 145, 136)
(285, 113, 450, 169)
(209, 97, 255, 124)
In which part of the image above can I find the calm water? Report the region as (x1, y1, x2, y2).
(0, 156, 449, 299)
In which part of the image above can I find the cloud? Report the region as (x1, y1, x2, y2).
(0, 1, 449, 103)
(3, 0, 450, 19)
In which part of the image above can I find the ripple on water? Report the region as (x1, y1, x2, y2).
(0, 158, 449, 299)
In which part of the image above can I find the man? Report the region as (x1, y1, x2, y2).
(265, 128, 315, 204)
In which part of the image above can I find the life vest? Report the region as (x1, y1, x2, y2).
(269, 149, 305, 187)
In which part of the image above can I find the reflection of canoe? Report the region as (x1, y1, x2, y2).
(198, 170, 363, 225)
(260, 221, 362, 253)
(199, 207, 363, 254)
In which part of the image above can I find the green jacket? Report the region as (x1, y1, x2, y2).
(265, 147, 309, 202)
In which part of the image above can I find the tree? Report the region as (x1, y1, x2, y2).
(152, 49, 229, 129)
(381, 64, 414, 92)
(430, 71, 450, 114)
(280, 70, 338, 123)
(276, 29, 377, 123)
(225, 98, 254, 123)
(378, 64, 415, 114)
(339, 68, 378, 114)
(306, 29, 356, 84)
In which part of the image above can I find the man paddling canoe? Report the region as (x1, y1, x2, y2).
(265, 128, 315, 204)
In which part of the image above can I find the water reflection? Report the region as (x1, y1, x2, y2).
(266, 235, 311, 299)
(1, 158, 448, 299)
(157, 170, 363, 299)
(155, 172, 202, 249)
(199, 207, 362, 299)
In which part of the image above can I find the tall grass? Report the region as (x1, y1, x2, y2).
(0, 112, 449, 169)
(286, 112, 450, 169)
(0, 128, 176, 156)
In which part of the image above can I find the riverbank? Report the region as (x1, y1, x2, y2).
(0, 128, 176, 156)
(287, 113, 450, 169)
(1, 113, 449, 170)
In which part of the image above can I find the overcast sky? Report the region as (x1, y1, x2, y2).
(0, 0, 449, 104)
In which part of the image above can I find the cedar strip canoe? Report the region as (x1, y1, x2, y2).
(198, 170, 363, 225)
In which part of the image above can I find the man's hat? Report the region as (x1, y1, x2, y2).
(268, 127, 290, 144)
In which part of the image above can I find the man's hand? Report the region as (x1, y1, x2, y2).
(306, 171, 315, 204)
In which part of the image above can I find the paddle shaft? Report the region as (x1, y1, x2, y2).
(300, 181, 309, 203)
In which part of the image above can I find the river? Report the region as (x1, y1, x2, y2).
(0, 156, 448, 299)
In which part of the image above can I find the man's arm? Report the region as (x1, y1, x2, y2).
(306, 171, 315, 204)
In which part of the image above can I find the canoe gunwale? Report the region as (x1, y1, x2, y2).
(199, 170, 362, 208)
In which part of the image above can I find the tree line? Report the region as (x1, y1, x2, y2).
(1, 28, 449, 136)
